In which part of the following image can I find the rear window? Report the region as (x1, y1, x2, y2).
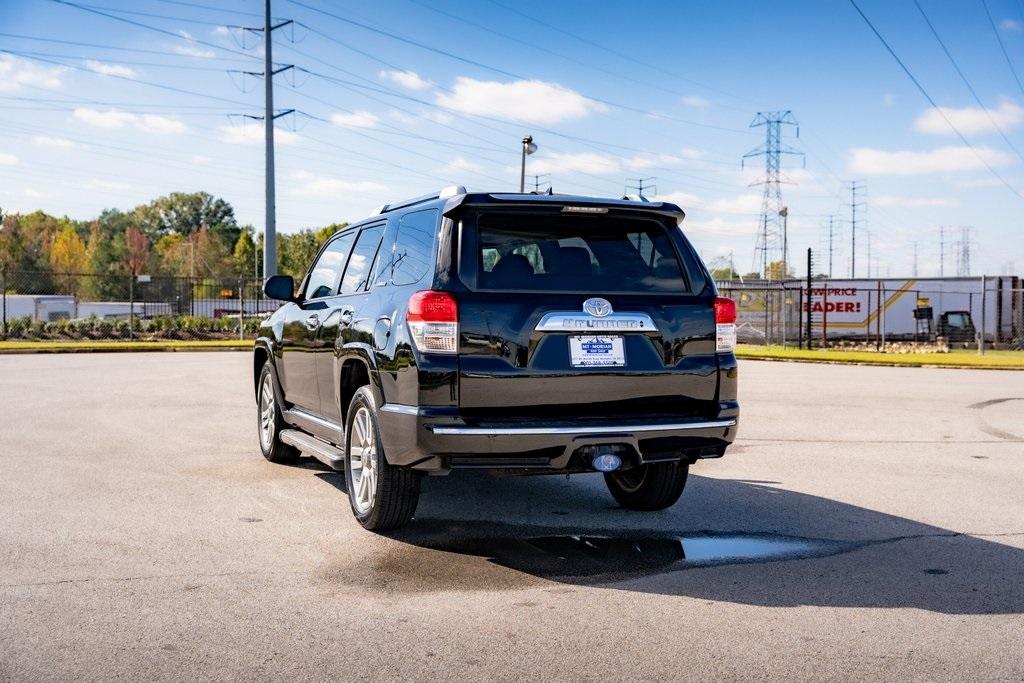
(468, 212, 689, 293)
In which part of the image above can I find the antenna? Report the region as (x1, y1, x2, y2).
(625, 177, 656, 199)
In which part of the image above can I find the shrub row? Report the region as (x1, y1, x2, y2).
(1, 315, 261, 340)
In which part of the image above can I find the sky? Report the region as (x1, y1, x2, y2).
(2, 0, 1024, 278)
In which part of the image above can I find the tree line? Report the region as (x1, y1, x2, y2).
(0, 192, 345, 296)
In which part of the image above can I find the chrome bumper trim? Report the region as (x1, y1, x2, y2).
(428, 419, 736, 436)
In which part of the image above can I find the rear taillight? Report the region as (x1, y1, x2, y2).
(407, 290, 458, 354)
(714, 296, 737, 353)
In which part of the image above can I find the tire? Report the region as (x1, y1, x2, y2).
(256, 361, 299, 464)
(604, 461, 689, 511)
(344, 386, 421, 531)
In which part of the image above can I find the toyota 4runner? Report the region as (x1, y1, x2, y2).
(254, 186, 738, 530)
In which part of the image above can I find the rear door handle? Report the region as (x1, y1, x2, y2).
(304, 313, 321, 330)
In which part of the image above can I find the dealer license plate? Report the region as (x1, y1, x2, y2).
(569, 335, 625, 367)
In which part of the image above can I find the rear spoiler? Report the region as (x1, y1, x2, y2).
(442, 192, 686, 222)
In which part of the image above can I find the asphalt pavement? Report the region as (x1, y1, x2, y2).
(1, 352, 1022, 680)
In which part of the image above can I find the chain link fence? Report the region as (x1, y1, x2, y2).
(0, 270, 276, 341)
(718, 277, 1024, 351)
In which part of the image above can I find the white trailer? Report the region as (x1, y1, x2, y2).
(719, 276, 1023, 344)
(1, 295, 77, 322)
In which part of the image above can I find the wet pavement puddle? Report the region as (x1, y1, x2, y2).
(402, 528, 857, 583)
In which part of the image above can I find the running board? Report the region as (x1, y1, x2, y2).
(279, 429, 345, 471)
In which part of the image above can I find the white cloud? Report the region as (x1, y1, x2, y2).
(212, 26, 231, 37)
(192, 155, 212, 165)
(379, 69, 432, 91)
(529, 152, 620, 176)
(139, 114, 187, 134)
(705, 194, 763, 214)
(914, 100, 1024, 135)
(290, 170, 386, 197)
(848, 145, 1014, 175)
(680, 95, 710, 108)
(85, 60, 137, 78)
(679, 147, 706, 160)
(875, 194, 959, 208)
(23, 188, 44, 198)
(85, 179, 130, 191)
(436, 77, 606, 124)
(0, 153, 18, 165)
(624, 153, 688, 170)
(387, 110, 419, 126)
(658, 191, 701, 206)
(172, 31, 216, 58)
(422, 109, 453, 125)
(883, 93, 896, 107)
(73, 108, 187, 134)
(73, 107, 136, 129)
(31, 135, 74, 148)
(220, 125, 298, 145)
(1000, 18, 1022, 31)
(440, 156, 484, 174)
(172, 44, 216, 59)
(0, 54, 65, 92)
(330, 111, 379, 128)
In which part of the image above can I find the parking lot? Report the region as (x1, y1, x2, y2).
(1, 352, 1022, 679)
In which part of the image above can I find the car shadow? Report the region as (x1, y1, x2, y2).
(312, 468, 1024, 614)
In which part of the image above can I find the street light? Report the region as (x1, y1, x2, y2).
(520, 135, 537, 193)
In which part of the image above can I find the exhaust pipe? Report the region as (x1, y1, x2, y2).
(591, 451, 623, 472)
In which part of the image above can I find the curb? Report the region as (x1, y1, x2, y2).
(0, 342, 251, 354)
(736, 354, 1024, 371)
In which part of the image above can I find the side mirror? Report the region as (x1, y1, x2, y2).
(264, 275, 295, 301)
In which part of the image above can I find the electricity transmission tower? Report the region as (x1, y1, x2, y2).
(743, 111, 803, 280)
(625, 177, 656, 199)
(845, 180, 864, 278)
(957, 226, 972, 276)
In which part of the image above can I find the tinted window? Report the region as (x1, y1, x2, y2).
(339, 225, 385, 295)
(388, 209, 438, 286)
(304, 232, 354, 299)
(471, 213, 688, 293)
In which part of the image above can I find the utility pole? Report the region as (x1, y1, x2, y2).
(826, 215, 835, 277)
(625, 177, 657, 200)
(237, 1, 294, 279)
(846, 180, 864, 278)
(780, 206, 789, 277)
(866, 229, 872, 278)
(743, 111, 803, 280)
(939, 226, 946, 277)
(529, 174, 550, 193)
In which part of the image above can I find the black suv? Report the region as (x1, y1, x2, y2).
(254, 187, 738, 530)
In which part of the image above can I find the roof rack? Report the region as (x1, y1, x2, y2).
(372, 185, 466, 215)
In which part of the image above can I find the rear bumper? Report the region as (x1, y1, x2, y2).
(377, 403, 739, 472)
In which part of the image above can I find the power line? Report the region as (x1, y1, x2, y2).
(914, 0, 1024, 165)
(980, 0, 1024, 99)
(846, 180, 864, 278)
(286, 0, 757, 135)
(848, 0, 1024, 201)
(482, 0, 753, 108)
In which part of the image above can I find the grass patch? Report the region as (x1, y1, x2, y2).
(736, 345, 1024, 369)
(0, 339, 251, 353)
